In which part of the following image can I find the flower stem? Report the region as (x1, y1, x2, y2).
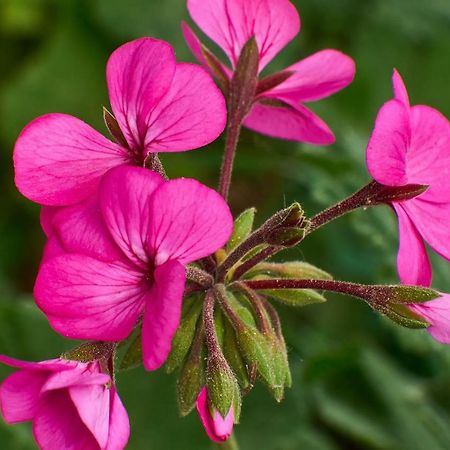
(213, 434, 240, 450)
(231, 246, 280, 281)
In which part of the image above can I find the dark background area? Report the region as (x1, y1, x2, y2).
(1, 0, 450, 448)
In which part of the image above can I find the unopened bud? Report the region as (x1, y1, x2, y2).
(226, 207, 256, 252)
(265, 226, 307, 247)
(248, 261, 332, 281)
(196, 387, 234, 443)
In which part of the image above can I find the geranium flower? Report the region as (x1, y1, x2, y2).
(0, 355, 129, 450)
(14, 37, 226, 207)
(182, 0, 355, 144)
(196, 387, 234, 443)
(34, 166, 233, 370)
(366, 70, 450, 286)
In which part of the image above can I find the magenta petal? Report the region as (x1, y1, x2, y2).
(106, 37, 176, 151)
(33, 390, 99, 450)
(41, 236, 65, 266)
(409, 294, 450, 344)
(406, 105, 450, 201)
(35, 255, 146, 341)
(244, 98, 335, 145)
(196, 387, 233, 443)
(392, 69, 410, 108)
(13, 114, 128, 206)
(181, 22, 232, 79)
(69, 385, 110, 449)
(105, 387, 130, 450)
(366, 99, 410, 186)
(0, 356, 75, 372)
(51, 195, 123, 262)
(41, 206, 60, 237)
(100, 166, 165, 267)
(264, 50, 355, 102)
(393, 203, 432, 287)
(142, 260, 186, 371)
(0, 370, 48, 424)
(187, 0, 300, 71)
(144, 63, 227, 153)
(147, 178, 233, 265)
(43, 368, 109, 392)
(402, 199, 450, 262)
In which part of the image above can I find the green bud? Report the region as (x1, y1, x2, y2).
(226, 291, 257, 328)
(247, 261, 332, 281)
(278, 202, 305, 228)
(166, 294, 203, 373)
(177, 343, 206, 417)
(207, 352, 241, 419)
(223, 320, 251, 390)
(226, 208, 256, 252)
(261, 287, 326, 307)
(265, 226, 306, 247)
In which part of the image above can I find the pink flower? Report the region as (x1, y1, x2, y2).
(409, 295, 450, 344)
(196, 387, 234, 443)
(34, 166, 233, 370)
(14, 37, 226, 207)
(0, 355, 129, 450)
(366, 70, 450, 287)
(183, 0, 355, 144)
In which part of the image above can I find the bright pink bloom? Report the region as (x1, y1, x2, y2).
(34, 166, 233, 370)
(409, 294, 450, 344)
(366, 70, 450, 287)
(0, 355, 129, 450)
(14, 37, 226, 207)
(196, 387, 234, 443)
(183, 0, 355, 144)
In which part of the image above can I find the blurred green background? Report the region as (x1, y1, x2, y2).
(1, 0, 450, 448)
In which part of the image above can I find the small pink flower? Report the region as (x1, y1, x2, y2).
(34, 166, 233, 370)
(196, 387, 234, 443)
(409, 295, 450, 344)
(183, 0, 355, 144)
(0, 355, 129, 450)
(14, 37, 226, 207)
(366, 70, 450, 287)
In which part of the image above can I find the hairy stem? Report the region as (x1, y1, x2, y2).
(231, 246, 280, 281)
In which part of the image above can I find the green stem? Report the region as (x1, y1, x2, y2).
(213, 434, 240, 450)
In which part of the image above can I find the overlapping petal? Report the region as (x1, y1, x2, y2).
(147, 178, 233, 265)
(366, 99, 410, 186)
(263, 50, 355, 103)
(142, 260, 186, 370)
(144, 63, 226, 153)
(13, 114, 128, 206)
(34, 255, 147, 341)
(106, 37, 176, 151)
(244, 98, 335, 144)
(106, 388, 130, 450)
(187, 0, 300, 71)
(393, 203, 432, 287)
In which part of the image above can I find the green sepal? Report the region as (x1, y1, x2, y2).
(383, 285, 440, 304)
(165, 294, 203, 373)
(119, 330, 142, 371)
(385, 304, 429, 329)
(226, 208, 256, 253)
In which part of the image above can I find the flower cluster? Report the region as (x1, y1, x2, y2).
(2, 0, 450, 448)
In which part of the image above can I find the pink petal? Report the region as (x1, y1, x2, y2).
(244, 98, 335, 145)
(263, 50, 355, 102)
(41, 236, 65, 265)
(196, 387, 233, 443)
(187, 0, 300, 71)
(181, 22, 232, 79)
(13, 114, 128, 206)
(366, 99, 410, 186)
(402, 199, 450, 262)
(406, 105, 450, 201)
(43, 368, 110, 392)
(51, 195, 123, 262)
(105, 387, 130, 450)
(144, 63, 227, 153)
(33, 390, 99, 450)
(393, 203, 432, 287)
(41, 206, 60, 237)
(142, 260, 186, 370)
(106, 37, 176, 152)
(392, 69, 410, 108)
(408, 294, 450, 343)
(147, 178, 233, 265)
(99, 166, 165, 268)
(0, 356, 75, 372)
(0, 370, 48, 423)
(69, 384, 110, 449)
(34, 254, 147, 341)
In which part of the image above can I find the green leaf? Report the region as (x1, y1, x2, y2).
(226, 207, 256, 252)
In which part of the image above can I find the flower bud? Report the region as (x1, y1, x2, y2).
(226, 207, 256, 252)
(196, 387, 234, 443)
(264, 226, 307, 247)
(248, 261, 332, 281)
